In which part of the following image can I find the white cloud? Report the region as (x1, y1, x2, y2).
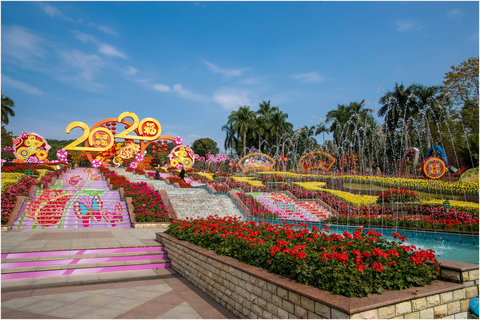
(1, 75, 44, 95)
(213, 88, 251, 110)
(96, 25, 119, 36)
(38, 3, 62, 18)
(204, 61, 247, 77)
(125, 66, 139, 75)
(395, 20, 422, 32)
(1, 25, 46, 64)
(291, 72, 324, 83)
(58, 50, 103, 81)
(98, 43, 127, 59)
(447, 9, 464, 20)
(153, 84, 170, 92)
(173, 84, 209, 102)
(73, 31, 127, 59)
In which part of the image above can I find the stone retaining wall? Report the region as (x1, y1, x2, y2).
(157, 233, 479, 319)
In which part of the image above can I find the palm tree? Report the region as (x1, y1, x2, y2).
(256, 100, 278, 145)
(252, 116, 266, 151)
(325, 103, 351, 147)
(315, 121, 328, 143)
(378, 83, 417, 148)
(270, 110, 293, 147)
(1, 93, 16, 126)
(412, 84, 445, 149)
(227, 106, 256, 157)
(221, 122, 239, 152)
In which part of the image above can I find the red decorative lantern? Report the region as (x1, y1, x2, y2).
(112, 131, 116, 135)
(163, 148, 167, 152)
(152, 150, 156, 155)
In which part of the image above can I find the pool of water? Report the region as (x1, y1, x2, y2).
(249, 218, 479, 265)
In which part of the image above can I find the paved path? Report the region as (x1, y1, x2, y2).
(1, 227, 236, 319)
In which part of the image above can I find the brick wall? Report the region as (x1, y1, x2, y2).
(158, 233, 479, 319)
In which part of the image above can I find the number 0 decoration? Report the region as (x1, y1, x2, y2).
(64, 111, 174, 166)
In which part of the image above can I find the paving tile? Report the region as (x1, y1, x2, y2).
(101, 287, 139, 297)
(44, 302, 89, 318)
(1, 297, 45, 310)
(127, 288, 165, 301)
(103, 297, 147, 311)
(139, 283, 172, 294)
(66, 273, 99, 282)
(76, 294, 121, 307)
(50, 291, 93, 303)
(156, 301, 202, 319)
(74, 306, 125, 319)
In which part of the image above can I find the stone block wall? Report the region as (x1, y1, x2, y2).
(158, 233, 479, 319)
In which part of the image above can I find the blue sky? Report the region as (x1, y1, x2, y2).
(1, 1, 478, 152)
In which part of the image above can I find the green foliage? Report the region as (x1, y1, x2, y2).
(192, 138, 219, 158)
(46, 139, 75, 160)
(1, 126, 15, 161)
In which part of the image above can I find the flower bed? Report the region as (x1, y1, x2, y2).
(1, 176, 38, 224)
(166, 216, 440, 298)
(1, 164, 40, 175)
(211, 184, 230, 193)
(167, 177, 192, 188)
(124, 182, 169, 222)
(377, 188, 420, 204)
(265, 171, 478, 195)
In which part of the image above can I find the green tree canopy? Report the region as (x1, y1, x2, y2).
(191, 138, 220, 158)
(1, 93, 16, 126)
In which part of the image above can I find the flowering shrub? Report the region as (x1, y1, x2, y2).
(326, 213, 479, 232)
(166, 217, 440, 297)
(1, 176, 38, 224)
(134, 169, 145, 175)
(377, 188, 420, 204)
(211, 184, 230, 193)
(1, 165, 40, 175)
(189, 174, 211, 184)
(167, 177, 192, 188)
(262, 174, 286, 182)
(124, 182, 169, 222)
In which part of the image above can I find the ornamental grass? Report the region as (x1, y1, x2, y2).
(166, 216, 440, 298)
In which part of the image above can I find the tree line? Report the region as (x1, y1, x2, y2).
(221, 57, 479, 173)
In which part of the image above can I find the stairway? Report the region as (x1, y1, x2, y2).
(12, 168, 131, 229)
(1, 245, 172, 289)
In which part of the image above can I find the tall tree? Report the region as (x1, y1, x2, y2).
(325, 103, 351, 148)
(270, 109, 293, 148)
(227, 106, 256, 157)
(1, 93, 16, 126)
(412, 84, 446, 149)
(221, 122, 238, 152)
(256, 100, 278, 146)
(378, 83, 417, 149)
(252, 116, 267, 151)
(192, 138, 220, 158)
(315, 121, 328, 143)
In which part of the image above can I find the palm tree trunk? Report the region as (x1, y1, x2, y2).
(259, 135, 261, 152)
(243, 131, 247, 157)
(426, 119, 431, 149)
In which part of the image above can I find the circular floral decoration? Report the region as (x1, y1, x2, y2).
(174, 136, 183, 145)
(135, 153, 144, 162)
(92, 159, 102, 168)
(28, 156, 39, 163)
(129, 161, 138, 169)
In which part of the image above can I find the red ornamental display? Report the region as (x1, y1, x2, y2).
(421, 157, 447, 180)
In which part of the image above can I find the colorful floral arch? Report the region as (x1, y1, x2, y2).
(400, 147, 420, 176)
(298, 151, 336, 171)
(238, 153, 276, 173)
(426, 145, 449, 167)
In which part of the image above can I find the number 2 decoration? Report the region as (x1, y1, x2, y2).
(64, 111, 173, 166)
(64, 112, 162, 152)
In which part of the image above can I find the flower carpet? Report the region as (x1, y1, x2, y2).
(12, 168, 130, 229)
(248, 192, 332, 221)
